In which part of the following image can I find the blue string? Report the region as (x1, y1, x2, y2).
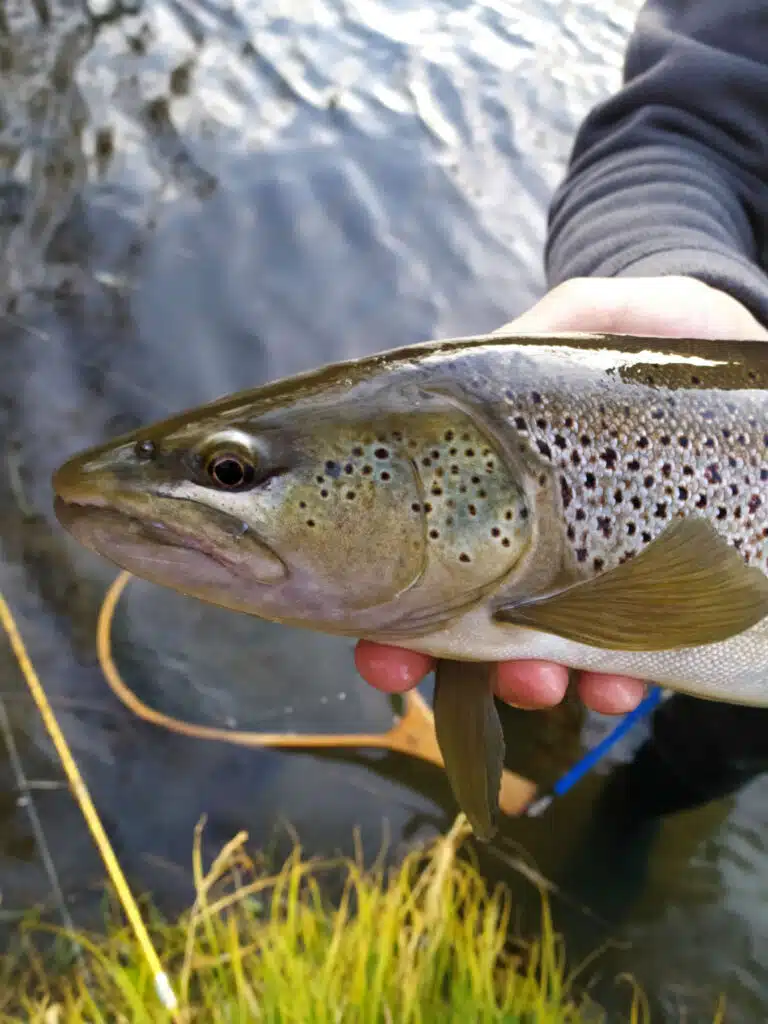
(553, 685, 663, 797)
(526, 685, 663, 815)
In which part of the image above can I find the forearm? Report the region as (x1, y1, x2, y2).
(545, 0, 768, 326)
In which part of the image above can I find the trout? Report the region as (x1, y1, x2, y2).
(52, 332, 768, 839)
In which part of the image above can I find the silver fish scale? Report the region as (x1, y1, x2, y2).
(502, 385, 768, 576)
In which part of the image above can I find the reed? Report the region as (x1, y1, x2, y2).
(0, 817, 718, 1023)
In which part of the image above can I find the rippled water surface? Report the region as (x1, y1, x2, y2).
(2, 0, 767, 1019)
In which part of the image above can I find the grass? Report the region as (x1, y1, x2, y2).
(0, 816, 719, 1023)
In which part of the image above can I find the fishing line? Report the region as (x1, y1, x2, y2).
(0, 688, 78, 945)
(524, 686, 664, 817)
(96, 570, 538, 816)
(0, 591, 180, 1018)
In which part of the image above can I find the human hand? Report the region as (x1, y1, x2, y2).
(355, 275, 768, 714)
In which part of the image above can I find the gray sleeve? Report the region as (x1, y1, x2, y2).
(545, 0, 768, 327)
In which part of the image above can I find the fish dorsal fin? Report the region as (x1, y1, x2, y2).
(493, 517, 768, 652)
(433, 659, 503, 841)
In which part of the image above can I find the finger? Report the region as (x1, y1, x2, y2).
(577, 672, 647, 715)
(354, 640, 434, 693)
(493, 660, 570, 708)
(494, 276, 768, 340)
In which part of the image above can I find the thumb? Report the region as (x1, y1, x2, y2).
(494, 276, 768, 341)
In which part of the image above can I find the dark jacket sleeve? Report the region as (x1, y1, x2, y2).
(545, 0, 768, 327)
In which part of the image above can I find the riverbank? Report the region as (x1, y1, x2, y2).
(0, 816, 714, 1023)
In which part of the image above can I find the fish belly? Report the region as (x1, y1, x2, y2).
(392, 609, 768, 708)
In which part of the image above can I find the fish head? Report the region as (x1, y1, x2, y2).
(53, 373, 534, 635)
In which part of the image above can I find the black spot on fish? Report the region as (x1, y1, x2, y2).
(705, 464, 722, 484)
(560, 477, 573, 509)
(584, 472, 596, 489)
(749, 494, 762, 514)
(374, 448, 389, 459)
(325, 461, 341, 477)
(537, 440, 552, 460)
(576, 547, 588, 563)
(600, 447, 618, 469)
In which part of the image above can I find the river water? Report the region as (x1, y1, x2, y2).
(1, 0, 766, 1019)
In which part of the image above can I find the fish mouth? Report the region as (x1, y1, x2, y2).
(54, 496, 226, 561)
(53, 496, 287, 588)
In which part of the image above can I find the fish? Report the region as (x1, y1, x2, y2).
(52, 331, 768, 840)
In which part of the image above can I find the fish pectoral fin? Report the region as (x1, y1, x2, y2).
(493, 516, 768, 652)
(433, 659, 504, 842)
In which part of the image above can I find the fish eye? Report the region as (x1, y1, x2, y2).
(134, 439, 156, 460)
(205, 450, 256, 491)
